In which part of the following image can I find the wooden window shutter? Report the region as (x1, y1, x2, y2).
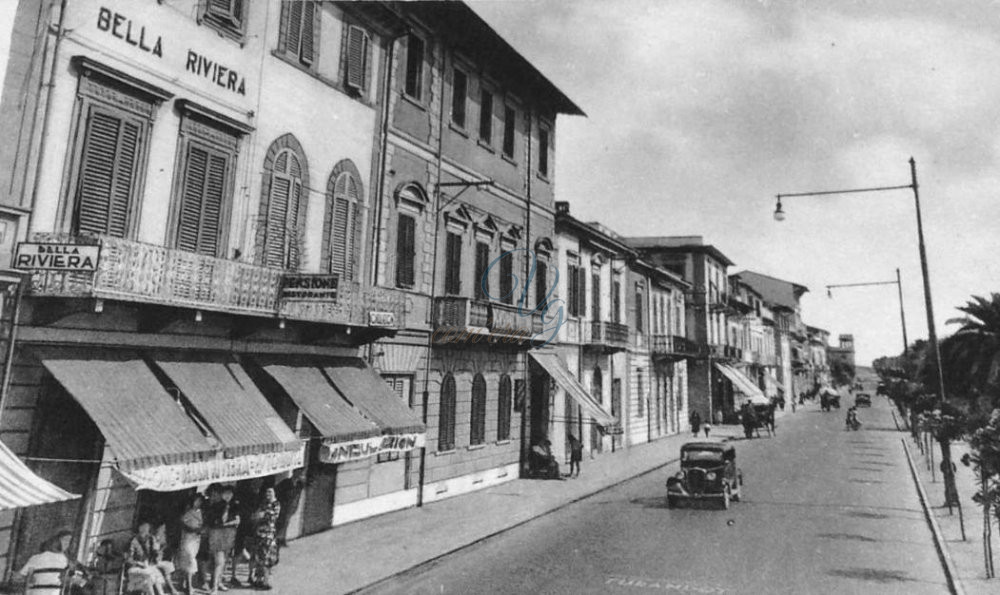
(635, 289, 644, 332)
(475, 242, 489, 300)
(444, 232, 462, 295)
(497, 376, 512, 441)
(471, 375, 486, 445)
(284, 2, 303, 59)
(300, 2, 315, 65)
(176, 143, 228, 257)
(535, 261, 547, 309)
(346, 25, 368, 90)
(439, 375, 456, 451)
(499, 252, 513, 304)
(330, 195, 350, 277)
(287, 179, 301, 270)
(396, 214, 416, 287)
(591, 272, 600, 320)
(75, 106, 144, 237)
(578, 267, 587, 318)
(264, 175, 290, 268)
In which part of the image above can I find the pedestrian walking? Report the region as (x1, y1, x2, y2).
(689, 410, 702, 437)
(568, 434, 583, 477)
(249, 487, 281, 590)
(703, 423, 712, 438)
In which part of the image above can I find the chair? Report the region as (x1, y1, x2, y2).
(22, 567, 71, 595)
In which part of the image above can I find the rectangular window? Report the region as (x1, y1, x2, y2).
(474, 242, 490, 300)
(567, 264, 580, 317)
(72, 103, 148, 238)
(404, 34, 424, 100)
(502, 105, 516, 159)
(479, 89, 493, 144)
(578, 267, 588, 319)
(499, 252, 514, 305)
(635, 288, 644, 332)
(344, 25, 370, 92)
(280, 1, 316, 66)
(612, 279, 621, 323)
(591, 272, 600, 320)
(536, 261, 548, 309)
(538, 125, 550, 176)
(175, 140, 231, 257)
(444, 232, 462, 295)
(396, 214, 416, 288)
(451, 69, 467, 128)
(203, 0, 245, 42)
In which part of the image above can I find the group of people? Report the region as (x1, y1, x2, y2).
(687, 410, 713, 438)
(18, 483, 284, 595)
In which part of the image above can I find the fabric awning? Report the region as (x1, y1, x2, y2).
(0, 439, 78, 511)
(714, 363, 769, 406)
(258, 362, 380, 442)
(764, 372, 785, 395)
(529, 349, 621, 433)
(323, 359, 425, 435)
(154, 354, 301, 457)
(35, 348, 218, 475)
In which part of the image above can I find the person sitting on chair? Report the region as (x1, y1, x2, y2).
(531, 438, 561, 479)
(17, 530, 81, 595)
(126, 521, 171, 595)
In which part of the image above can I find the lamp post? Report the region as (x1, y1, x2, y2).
(774, 157, 956, 506)
(825, 267, 908, 357)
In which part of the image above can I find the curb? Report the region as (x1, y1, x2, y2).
(347, 435, 737, 594)
(901, 437, 966, 595)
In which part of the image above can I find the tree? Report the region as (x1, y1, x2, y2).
(940, 293, 1000, 412)
(829, 359, 855, 387)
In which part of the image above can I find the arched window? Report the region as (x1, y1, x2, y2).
(324, 160, 364, 281)
(394, 183, 428, 288)
(497, 374, 512, 441)
(258, 135, 308, 269)
(470, 373, 487, 446)
(438, 374, 456, 451)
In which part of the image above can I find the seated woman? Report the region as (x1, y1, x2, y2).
(126, 521, 173, 595)
(17, 530, 80, 595)
(530, 438, 561, 479)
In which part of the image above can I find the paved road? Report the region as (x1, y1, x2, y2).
(368, 396, 948, 595)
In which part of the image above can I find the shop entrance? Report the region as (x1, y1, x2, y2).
(13, 383, 100, 570)
(301, 440, 336, 536)
(529, 369, 550, 447)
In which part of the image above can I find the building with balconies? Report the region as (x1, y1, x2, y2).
(807, 325, 831, 386)
(364, 4, 584, 504)
(728, 274, 785, 408)
(0, 0, 438, 577)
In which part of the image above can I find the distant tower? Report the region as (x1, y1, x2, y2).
(839, 334, 854, 351)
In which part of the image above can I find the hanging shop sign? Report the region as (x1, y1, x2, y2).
(120, 443, 306, 492)
(280, 274, 339, 300)
(14, 243, 101, 272)
(320, 433, 426, 464)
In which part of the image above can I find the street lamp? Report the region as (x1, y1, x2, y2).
(826, 268, 908, 356)
(773, 157, 956, 506)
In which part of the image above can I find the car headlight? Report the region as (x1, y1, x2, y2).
(706, 472, 717, 481)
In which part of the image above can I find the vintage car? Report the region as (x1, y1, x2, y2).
(666, 442, 742, 509)
(855, 393, 872, 407)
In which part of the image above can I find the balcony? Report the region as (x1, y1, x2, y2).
(650, 334, 701, 360)
(724, 345, 743, 361)
(433, 297, 543, 346)
(585, 321, 630, 352)
(23, 234, 405, 330)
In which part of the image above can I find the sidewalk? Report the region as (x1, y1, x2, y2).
(905, 421, 995, 594)
(270, 424, 747, 594)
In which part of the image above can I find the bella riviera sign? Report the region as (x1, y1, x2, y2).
(14, 243, 101, 272)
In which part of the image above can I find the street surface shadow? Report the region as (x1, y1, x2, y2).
(848, 479, 885, 484)
(849, 467, 885, 473)
(629, 496, 671, 510)
(818, 532, 880, 542)
(826, 568, 918, 583)
(857, 461, 895, 466)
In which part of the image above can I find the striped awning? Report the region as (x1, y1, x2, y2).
(0, 439, 78, 511)
(714, 363, 769, 406)
(323, 359, 426, 435)
(529, 349, 621, 434)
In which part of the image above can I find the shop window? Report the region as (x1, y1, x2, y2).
(451, 68, 468, 128)
(438, 374, 456, 451)
(502, 105, 516, 159)
(497, 374, 512, 441)
(474, 241, 490, 300)
(470, 374, 487, 446)
(404, 33, 425, 101)
(379, 375, 413, 462)
(171, 106, 243, 257)
(279, 1, 318, 66)
(343, 24, 371, 95)
(201, 0, 246, 43)
(258, 136, 308, 270)
(478, 89, 493, 145)
(323, 161, 364, 282)
(444, 232, 462, 295)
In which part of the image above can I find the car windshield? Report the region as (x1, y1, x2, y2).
(682, 450, 724, 463)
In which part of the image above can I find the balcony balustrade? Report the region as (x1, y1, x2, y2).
(24, 234, 405, 329)
(585, 320, 630, 352)
(650, 334, 701, 359)
(433, 296, 543, 344)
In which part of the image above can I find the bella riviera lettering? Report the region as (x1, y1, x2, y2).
(97, 7, 163, 57)
(185, 50, 247, 96)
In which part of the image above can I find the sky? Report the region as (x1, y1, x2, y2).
(0, 2, 997, 365)
(471, 0, 1000, 365)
